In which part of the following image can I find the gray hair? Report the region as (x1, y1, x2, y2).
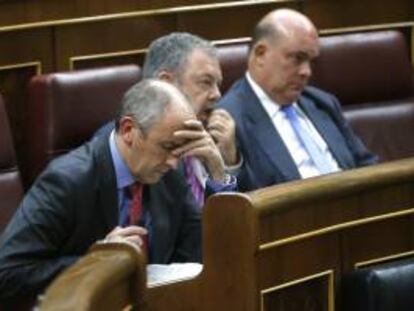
(115, 79, 176, 135)
(142, 32, 218, 79)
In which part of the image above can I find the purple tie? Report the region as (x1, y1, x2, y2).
(183, 156, 205, 206)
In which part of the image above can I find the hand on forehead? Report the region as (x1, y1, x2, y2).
(172, 119, 204, 142)
(168, 119, 209, 156)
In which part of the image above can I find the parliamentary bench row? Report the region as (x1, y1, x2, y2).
(0, 29, 413, 228)
(0, 29, 413, 230)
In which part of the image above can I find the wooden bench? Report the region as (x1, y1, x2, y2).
(41, 157, 414, 310)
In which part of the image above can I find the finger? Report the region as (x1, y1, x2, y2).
(174, 129, 213, 148)
(180, 145, 215, 159)
(174, 129, 206, 141)
(108, 226, 122, 235)
(183, 119, 204, 130)
(210, 109, 232, 120)
(172, 137, 213, 157)
(124, 235, 145, 247)
(114, 226, 148, 237)
(124, 226, 148, 237)
(206, 121, 226, 133)
(208, 129, 224, 143)
(207, 115, 233, 132)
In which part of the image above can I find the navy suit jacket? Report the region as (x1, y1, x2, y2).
(0, 131, 201, 299)
(218, 76, 377, 191)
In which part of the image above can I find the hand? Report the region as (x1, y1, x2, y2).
(105, 226, 147, 248)
(206, 109, 238, 166)
(172, 120, 226, 182)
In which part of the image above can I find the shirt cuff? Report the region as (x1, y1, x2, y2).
(206, 174, 237, 193)
(224, 154, 243, 175)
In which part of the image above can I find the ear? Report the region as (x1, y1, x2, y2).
(118, 116, 141, 147)
(158, 70, 175, 83)
(252, 42, 268, 66)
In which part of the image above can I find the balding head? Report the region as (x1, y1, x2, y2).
(248, 9, 320, 105)
(250, 9, 317, 53)
(116, 79, 193, 135)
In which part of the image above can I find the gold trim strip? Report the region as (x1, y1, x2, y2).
(0, 0, 295, 32)
(411, 25, 414, 67)
(355, 250, 414, 269)
(260, 207, 414, 251)
(0, 61, 42, 75)
(69, 37, 252, 70)
(260, 270, 334, 311)
(69, 48, 147, 70)
(213, 37, 251, 46)
(319, 21, 414, 35)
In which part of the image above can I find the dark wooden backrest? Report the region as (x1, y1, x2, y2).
(201, 158, 414, 310)
(0, 93, 23, 232)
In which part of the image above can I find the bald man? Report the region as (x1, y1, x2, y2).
(0, 80, 204, 302)
(218, 9, 377, 191)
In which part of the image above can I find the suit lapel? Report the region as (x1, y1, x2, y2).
(142, 174, 177, 263)
(95, 135, 119, 231)
(298, 95, 350, 169)
(240, 78, 301, 180)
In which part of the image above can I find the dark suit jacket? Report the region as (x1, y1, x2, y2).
(218, 77, 378, 191)
(0, 132, 201, 299)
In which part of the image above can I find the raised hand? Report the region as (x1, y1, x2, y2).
(172, 120, 226, 182)
(206, 109, 238, 166)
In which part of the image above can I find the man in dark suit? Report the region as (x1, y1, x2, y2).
(218, 8, 377, 191)
(98, 32, 239, 206)
(0, 80, 206, 301)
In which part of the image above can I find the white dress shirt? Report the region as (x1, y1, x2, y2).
(246, 73, 340, 178)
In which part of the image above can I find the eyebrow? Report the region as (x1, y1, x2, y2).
(199, 73, 223, 85)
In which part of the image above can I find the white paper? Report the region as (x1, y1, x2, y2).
(147, 263, 203, 287)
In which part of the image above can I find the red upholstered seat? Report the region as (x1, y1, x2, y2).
(312, 30, 414, 107)
(0, 93, 23, 232)
(312, 30, 414, 162)
(216, 40, 249, 94)
(24, 65, 141, 187)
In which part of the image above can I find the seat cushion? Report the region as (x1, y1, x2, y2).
(341, 258, 414, 311)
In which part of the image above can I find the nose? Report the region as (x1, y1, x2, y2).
(209, 83, 221, 101)
(166, 154, 179, 170)
(299, 61, 312, 78)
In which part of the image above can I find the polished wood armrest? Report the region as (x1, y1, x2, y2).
(39, 242, 147, 311)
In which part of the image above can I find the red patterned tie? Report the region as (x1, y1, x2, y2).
(128, 183, 148, 252)
(128, 183, 143, 225)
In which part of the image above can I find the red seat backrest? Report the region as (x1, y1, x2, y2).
(24, 65, 141, 187)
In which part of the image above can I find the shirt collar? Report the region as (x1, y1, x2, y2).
(109, 130, 136, 190)
(246, 72, 298, 118)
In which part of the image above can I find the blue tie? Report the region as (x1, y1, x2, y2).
(282, 104, 334, 174)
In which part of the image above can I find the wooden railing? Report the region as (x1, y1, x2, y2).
(41, 157, 414, 310)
